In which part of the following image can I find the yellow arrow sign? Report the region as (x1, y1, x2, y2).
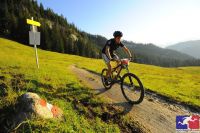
(27, 19, 41, 27)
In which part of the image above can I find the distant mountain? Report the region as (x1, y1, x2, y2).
(118, 41, 200, 67)
(86, 35, 200, 67)
(1, 0, 200, 67)
(166, 40, 200, 59)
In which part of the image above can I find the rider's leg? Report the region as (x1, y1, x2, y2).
(102, 53, 112, 79)
(106, 61, 112, 78)
(113, 54, 121, 73)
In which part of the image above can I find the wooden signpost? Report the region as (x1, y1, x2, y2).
(27, 17, 41, 69)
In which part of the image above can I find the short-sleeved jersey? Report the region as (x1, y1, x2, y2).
(102, 38, 124, 57)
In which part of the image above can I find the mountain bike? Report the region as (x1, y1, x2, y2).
(101, 58, 144, 104)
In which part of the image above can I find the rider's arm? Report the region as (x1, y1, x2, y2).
(105, 46, 112, 60)
(123, 46, 132, 59)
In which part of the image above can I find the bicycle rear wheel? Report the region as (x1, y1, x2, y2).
(101, 68, 112, 89)
(121, 73, 144, 104)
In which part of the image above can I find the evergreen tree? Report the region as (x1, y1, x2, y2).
(0, 0, 199, 67)
(0, 0, 10, 36)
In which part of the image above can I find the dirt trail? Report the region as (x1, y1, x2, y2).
(70, 65, 199, 133)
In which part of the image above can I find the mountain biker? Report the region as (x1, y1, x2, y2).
(102, 31, 132, 85)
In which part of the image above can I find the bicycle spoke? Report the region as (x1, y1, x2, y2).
(128, 75, 133, 85)
(121, 73, 144, 104)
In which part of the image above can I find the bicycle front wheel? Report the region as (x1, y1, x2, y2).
(121, 73, 144, 104)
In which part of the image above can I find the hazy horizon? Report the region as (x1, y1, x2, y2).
(37, 0, 200, 48)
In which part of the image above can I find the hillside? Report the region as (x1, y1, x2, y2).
(0, 0, 100, 58)
(0, 38, 200, 132)
(86, 34, 200, 67)
(0, 38, 131, 132)
(121, 40, 200, 67)
(166, 40, 200, 59)
(1, 0, 200, 67)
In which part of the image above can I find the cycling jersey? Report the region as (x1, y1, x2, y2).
(102, 38, 124, 58)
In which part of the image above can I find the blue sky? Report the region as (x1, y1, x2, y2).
(37, 0, 200, 47)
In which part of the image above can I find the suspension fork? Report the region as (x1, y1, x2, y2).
(126, 67, 130, 73)
(126, 67, 133, 85)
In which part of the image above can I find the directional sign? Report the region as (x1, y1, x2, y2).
(27, 17, 41, 69)
(27, 19, 41, 27)
(29, 31, 40, 45)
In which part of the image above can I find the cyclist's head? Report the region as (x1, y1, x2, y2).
(113, 31, 123, 38)
(113, 31, 123, 44)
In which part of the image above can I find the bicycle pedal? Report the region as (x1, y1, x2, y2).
(112, 79, 118, 83)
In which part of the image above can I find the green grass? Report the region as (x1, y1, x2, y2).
(70, 55, 200, 107)
(0, 37, 199, 132)
(0, 38, 121, 132)
(70, 46, 200, 108)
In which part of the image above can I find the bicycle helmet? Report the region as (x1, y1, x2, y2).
(113, 31, 123, 37)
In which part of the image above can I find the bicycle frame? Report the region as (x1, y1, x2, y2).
(101, 59, 145, 104)
(111, 61, 130, 80)
(111, 62, 135, 88)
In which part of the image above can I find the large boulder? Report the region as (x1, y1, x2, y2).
(18, 92, 63, 119)
(0, 92, 63, 133)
